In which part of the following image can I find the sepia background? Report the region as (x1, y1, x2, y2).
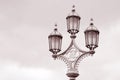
(0, 0, 120, 80)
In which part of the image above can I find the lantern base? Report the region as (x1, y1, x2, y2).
(70, 34, 76, 39)
(68, 29, 79, 35)
(66, 73, 79, 80)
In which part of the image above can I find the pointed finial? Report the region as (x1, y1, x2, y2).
(72, 5, 75, 12)
(90, 18, 94, 25)
(54, 23, 57, 31)
(72, 5, 75, 9)
(55, 23, 57, 27)
(90, 18, 93, 21)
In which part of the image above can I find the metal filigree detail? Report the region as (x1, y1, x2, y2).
(74, 52, 93, 69)
(55, 37, 95, 76)
(56, 55, 69, 68)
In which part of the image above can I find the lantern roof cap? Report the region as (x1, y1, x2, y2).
(66, 5, 80, 18)
(85, 18, 99, 32)
(49, 24, 62, 37)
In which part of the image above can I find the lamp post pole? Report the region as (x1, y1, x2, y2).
(48, 5, 100, 80)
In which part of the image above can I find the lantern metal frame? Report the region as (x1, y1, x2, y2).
(48, 6, 99, 80)
(48, 26, 63, 54)
(66, 5, 81, 35)
(84, 19, 99, 50)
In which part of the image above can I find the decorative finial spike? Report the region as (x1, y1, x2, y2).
(90, 18, 93, 21)
(54, 23, 57, 31)
(72, 5, 75, 9)
(55, 23, 57, 27)
(72, 5, 75, 12)
(90, 18, 94, 25)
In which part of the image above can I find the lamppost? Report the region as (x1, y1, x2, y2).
(48, 6, 99, 80)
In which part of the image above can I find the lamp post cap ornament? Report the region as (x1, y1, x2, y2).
(49, 24, 62, 37)
(67, 5, 80, 18)
(85, 18, 99, 32)
(72, 5, 75, 12)
(54, 24, 57, 31)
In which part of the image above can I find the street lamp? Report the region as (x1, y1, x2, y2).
(48, 6, 99, 80)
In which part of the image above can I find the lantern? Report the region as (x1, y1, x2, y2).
(66, 5, 81, 34)
(84, 19, 99, 50)
(48, 26, 62, 54)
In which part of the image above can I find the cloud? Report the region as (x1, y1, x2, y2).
(0, 0, 119, 80)
(109, 20, 120, 36)
(0, 62, 54, 80)
(102, 61, 120, 80)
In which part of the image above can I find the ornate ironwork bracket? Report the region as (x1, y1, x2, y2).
(53, 36, 95, 80)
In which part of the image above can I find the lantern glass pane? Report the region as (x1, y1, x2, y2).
(69, 17, 73, 30)
(55, 37, 60, 50)
(88, 32, 92, 45)
(92, 31, 97, 45)
(67, 16, 80, 34)
(87, 31, 97, 45)
(85, 32, 88, 46)
(67, 18, 70, 31)
(50, 36, 62, 52)
(74, 17, 80, 30)
(49, 37, 52, 50)
(59, 38, 62, 49)
(85, 31, 99, 49)
(51, 37, 55, 49)
(96, 33, 99, 45)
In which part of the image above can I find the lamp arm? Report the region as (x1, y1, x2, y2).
(55, 54, 71, 69)
(74, 50, 95, 69)
(59, 39, 74, 56)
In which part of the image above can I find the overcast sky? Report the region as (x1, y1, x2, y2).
(0, 0, 120, 80)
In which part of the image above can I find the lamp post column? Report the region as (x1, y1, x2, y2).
(48, 6, 99, 80)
